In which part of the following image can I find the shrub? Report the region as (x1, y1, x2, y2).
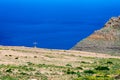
(66, 64, 72, 67)
(27, 62, 34, 66)
(5, 55, 8, 56)
(66, 68, 76, 74)
(15, 57, 19, 59)
(6, 68, 12, 73)
(76, 67, 83, 70)
(20, 72, 28, 75)
(9, 55, 12, 57)
(81, 61, 90, 64)
(95, 66, 109, 70)
(76, 71, 81, 77)
(106, 61, 113, 64)
(84, 70, 95, 74)
(34, 56, 37, 58)
(28, 67, 36, 71)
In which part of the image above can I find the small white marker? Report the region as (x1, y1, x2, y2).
(33, 42, 38, 48)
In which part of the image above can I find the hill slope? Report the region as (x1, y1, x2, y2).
(72, 16, 120, 55)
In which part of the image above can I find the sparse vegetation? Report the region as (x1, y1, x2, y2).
(0, 58, 119, 80)
(0, 46, 120, 80)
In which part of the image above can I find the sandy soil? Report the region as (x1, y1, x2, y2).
(0, 46, 120, 65)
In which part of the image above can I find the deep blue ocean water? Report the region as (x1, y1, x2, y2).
(0, 0, 120, 49)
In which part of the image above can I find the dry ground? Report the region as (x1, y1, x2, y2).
(0, 46, 119, 65)
(0, 46, 120, 80)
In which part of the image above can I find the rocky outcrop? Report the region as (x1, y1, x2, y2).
(72, 16, 120, 55)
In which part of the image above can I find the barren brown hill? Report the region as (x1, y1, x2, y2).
(72, 16, 120, 55)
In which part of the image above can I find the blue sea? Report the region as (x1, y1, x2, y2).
(0, 0, 120, 49)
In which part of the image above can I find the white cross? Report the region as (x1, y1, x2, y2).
(33, 42, 38, 48)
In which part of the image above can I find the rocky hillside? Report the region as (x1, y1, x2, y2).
(72, 16, 120, 55)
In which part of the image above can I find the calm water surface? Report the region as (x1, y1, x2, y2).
(0, 0, 120, 49)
